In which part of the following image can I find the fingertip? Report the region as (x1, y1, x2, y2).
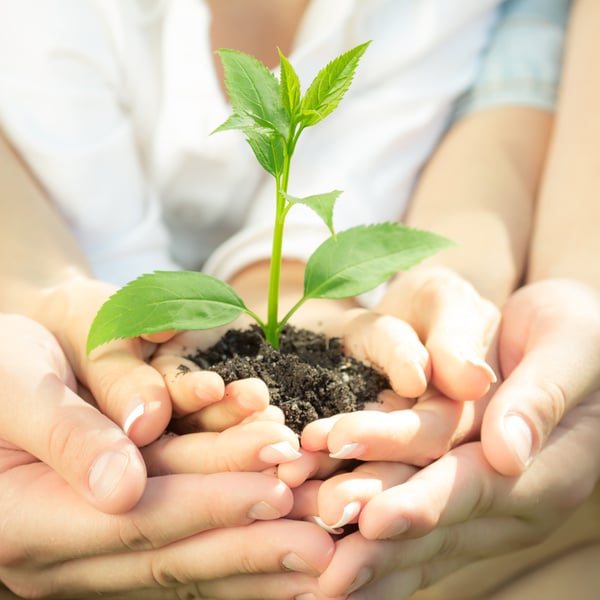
(122, 394, 172, 446)
(481, 409, 535, 476)
(87, 442, 147, 513)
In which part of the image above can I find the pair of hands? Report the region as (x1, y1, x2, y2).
(1, 273, 599, 598)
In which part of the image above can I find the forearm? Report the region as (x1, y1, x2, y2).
(528, 0, 600, 290)
(0, 131, 98, 330)
(405, 106, 552, 306)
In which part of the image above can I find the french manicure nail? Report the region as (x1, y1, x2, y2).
(258, 441, 302, 463)
(122, 402, 145, 435)
(465, 356, 497, 383)
(503, 413, 534, 468)
(329, 442, 366, 460)
(88, 449, 131, 500)
(310, 500, 362, 533)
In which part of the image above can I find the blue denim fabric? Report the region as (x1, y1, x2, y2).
(453, 0, 572, 119)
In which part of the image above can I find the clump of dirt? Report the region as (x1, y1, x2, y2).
(188, 324, 389, 434)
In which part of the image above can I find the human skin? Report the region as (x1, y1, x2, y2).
(0, 314, 339, 600)
(0, 130, 286, 505)
(306, 0, 600, 593)
(310, 279, 600, 599)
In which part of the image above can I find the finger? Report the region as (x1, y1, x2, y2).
(301, 393, 416, 454)
(18, 520, 335, 598)
(1, 467, 296, 567)
(140, 329, 177, 344)
(310, 462, 417, 532)
(86, 339, 174, 446)
(377, 267, 499, 401)
(152, 354, 226, 416)
(141, 421, 302, 475)
(0, 315, 146, 513)
(319, 529, 471, 599)
(337, 309, 430, 398)
(277, 449, 342, 488)
(49, 280, 173, 447)
(483, 281, 600, 475)
(96, 573, 342, 600)
(170, 378, 271, 433)
(303, 394, 483, 466)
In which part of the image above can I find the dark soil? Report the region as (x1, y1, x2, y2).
(187, 324, 390, 434)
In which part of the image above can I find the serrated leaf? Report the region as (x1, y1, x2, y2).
(86, 271, 247, 353)
(283, 190, 342, 236)
(211, 112, 264, 135)
(303, 223, 454, 300)
(300, 41, 371, 127)
(278, 49, 301, 119)
(217, 48, 289, 137)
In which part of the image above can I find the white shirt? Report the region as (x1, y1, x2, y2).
(0, 0, 500, 287)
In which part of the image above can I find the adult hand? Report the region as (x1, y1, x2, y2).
(314, 390, 600, 599)
(0, 315, 338, 600)
(481, 278, 600, 475)
(305, 278, 600, 597)
(0, 313, 147, 513)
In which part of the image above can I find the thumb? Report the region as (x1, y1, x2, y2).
(1, 314, 147, 513)
(481, 280, 600, 475)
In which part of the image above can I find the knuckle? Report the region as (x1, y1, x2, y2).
(118, 518, 156, 551)
(149, 556, 185, 588)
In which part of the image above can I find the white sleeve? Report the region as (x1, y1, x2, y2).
(204, 0, 499, 307)
(0, 0, 176, 285)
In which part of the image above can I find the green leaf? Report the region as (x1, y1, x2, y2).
(300, 41, 371, 127)
(283, 190, 342, 236)
(278, 49, 301, 119)
(86, 271, 247, 354)
(211, 112, 266, 135)
(217, 48, 289, 137)
(245, 128, 285, 177)
(303, 223, 455, 300)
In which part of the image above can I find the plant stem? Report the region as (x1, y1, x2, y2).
(264, 125, 303, 347)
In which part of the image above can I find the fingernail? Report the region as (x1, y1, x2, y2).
(88, 449, 131, 500)
(294, 594, 317, 600)
(259, 441, 302, 463)
(329, 442, 366, 460)
(310, 500, 362, 533)
(282, 553, 319, 575)
(347, 566, 374, 594)
(503, 413, 534, 468)
(379, 516, 410, 539)
(465, 356, 497, 383)
(247, 501, 282, 520)
(123, 402, 145, 435)
(123, 399, 163, 436)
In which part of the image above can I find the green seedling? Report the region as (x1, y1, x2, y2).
(87, 42, 453, 354)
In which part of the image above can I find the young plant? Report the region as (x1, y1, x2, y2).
(87, 42, 453, 354)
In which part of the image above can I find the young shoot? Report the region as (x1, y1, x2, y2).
(87, 42, 453, 354)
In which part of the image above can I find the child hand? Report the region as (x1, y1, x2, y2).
(301, 265, 498, 465)
(150, 328, 285, 433)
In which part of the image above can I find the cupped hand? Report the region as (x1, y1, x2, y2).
(482, 278, 600, 475)
(315, 389, 600, 599)
(301, 265, 499, 468)
(0, 313, 147, 513)
(0, 456, 336, 599)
